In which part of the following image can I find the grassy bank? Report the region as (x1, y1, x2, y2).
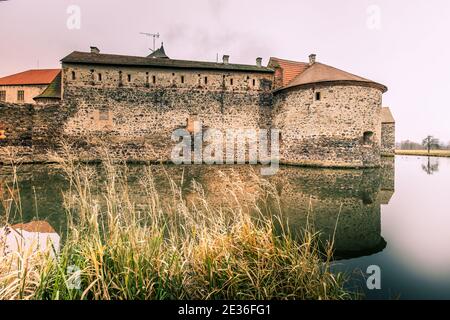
(395, 150, 450, 157)
(0, 150, 354, 300)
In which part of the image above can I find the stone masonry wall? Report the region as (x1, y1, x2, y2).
(0, 103, 33, 161)
(0, 63, 388, 168)
(0, 102, 73, 163)
(273, 84, 383, 168)
(61, 64, 274, 162)
(381, 122, 395, 156)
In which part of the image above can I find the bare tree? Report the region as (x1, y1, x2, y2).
(422, 135, 440, 154)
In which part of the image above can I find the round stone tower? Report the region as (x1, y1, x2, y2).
(272, 56, 388, 168)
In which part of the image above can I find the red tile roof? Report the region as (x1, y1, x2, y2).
(284, 62, 387, 93)
(268, 57, 309, 86)
(0, 69, 61, 86)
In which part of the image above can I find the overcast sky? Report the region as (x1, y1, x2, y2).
(1, 0, 449, 142)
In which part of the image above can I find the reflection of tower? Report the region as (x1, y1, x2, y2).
(380, 156, 395, 205)
(271, 165, 395, 260)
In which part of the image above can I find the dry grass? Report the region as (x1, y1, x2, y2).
(0, 147, 354, 300)
(395, 150, 450, 157)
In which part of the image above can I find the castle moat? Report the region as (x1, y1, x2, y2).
(1, 155, 449, 299)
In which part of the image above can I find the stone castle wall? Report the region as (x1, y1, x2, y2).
(60, 64, 273, 162)
(0, 102, 73, 163)
(273, 84, 383, 167)
(0, 63, 391, 167)
(381, 122, 395, 156)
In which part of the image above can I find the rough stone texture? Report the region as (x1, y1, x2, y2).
(0, 102, 73, 163)
(0, 103, 33, 161)
(273, 84, 382, 167)
(381, 122, 395, 156)
(0, 62, 393, 167)
(60, 64, 273, 162)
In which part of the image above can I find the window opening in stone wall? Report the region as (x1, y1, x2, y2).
(204, 76, 208, 85)
(118, 71, 123, 86)
(17, 90, 24, 102)
(253, 79, 256, 86)
(152, 75, 156, 84)
(181, 75, 185, 84)
(315, 91, 321, 101)
(0, 91, 5, 102)
(98, 73, 102, 81)
(230, 78, 234, 85)
(71, 71, 76, 80)
(127, 74, 132, 82)
(363, 131, 374, 145)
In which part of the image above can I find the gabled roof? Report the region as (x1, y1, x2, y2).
(283, 62, 387, 93)
(34, 71, 62, 100)
(381, 107, 395, 123)
(61, 51, 274, 73)
(268, 57, 309, 86)
(0, 69, 61, 86)
(147, 43, 169, 59)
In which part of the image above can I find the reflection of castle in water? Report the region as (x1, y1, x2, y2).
(168, 158, 395, 259)
(270, 157, 395, 260)
(0, 157, 395, 260)
(177, 157, 395, 260)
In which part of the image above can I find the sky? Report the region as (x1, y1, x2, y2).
(1, 0, 449, 143)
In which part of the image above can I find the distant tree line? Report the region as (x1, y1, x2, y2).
(397, 136, 450, 150)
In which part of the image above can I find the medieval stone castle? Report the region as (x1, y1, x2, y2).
(0, 44, 395, 167)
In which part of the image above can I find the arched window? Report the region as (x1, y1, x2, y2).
(363, 131, 374, 145)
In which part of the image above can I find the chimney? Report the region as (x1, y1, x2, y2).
(222, 55, 229, 64)
(309, 54, 316, 65)
(256, 57, 262, 67)
(90, 46, 100, 54)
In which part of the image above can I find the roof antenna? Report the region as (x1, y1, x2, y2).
(140, 32, 160, 52)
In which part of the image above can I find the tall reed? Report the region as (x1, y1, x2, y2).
(0, 147, 353, 300)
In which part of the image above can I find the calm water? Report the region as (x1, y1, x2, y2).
(1, 155, 449, 299)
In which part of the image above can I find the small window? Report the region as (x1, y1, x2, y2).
(152, 75, 156, 84)
(315, 92, 321, 101)
(98, 73, 102, 81)
(0, 91, 5, 102)
(363, 131, 374, 145)
(181, 75, 185, 84)
(127, 74, 131, 82)
(252, 79, 256, 86)
(230, 78, 234, 85)
(204, 76, 208, 85)
(17, 90, 24, 102)
(71, 71, 76, 80)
